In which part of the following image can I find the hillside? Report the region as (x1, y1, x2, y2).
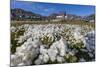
(11, 8, 46, 21)
(11, 8, 95, 22)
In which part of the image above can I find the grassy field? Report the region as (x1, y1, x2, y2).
(11, 20, 95, 28)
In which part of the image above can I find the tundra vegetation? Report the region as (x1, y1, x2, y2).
(11, 21, 95, 66)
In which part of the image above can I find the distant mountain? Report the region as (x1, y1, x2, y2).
(83, 14, 95, 22)
(48, 13, 82, 20)
(48, 13, 59, 19)
(11, 8, 95, 22)
(11, 8, 45, 21)
(65, 14, 82, 20)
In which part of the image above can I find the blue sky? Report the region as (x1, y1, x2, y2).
(11, 0, 95, 16)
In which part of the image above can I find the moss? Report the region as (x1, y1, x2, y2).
(64, 54, 77, 63)
(40, 35, 55, 47)
(72, 42, 85, 49)
(11, 27, 25, 54)
(67, 40, 85, 50)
